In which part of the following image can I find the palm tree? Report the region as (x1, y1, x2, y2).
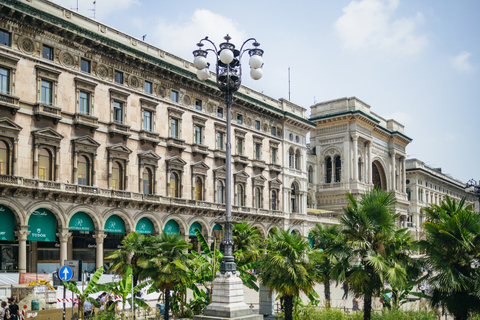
(418, 196, 480, 320)
(339, 188, 406, 320)
(106, 231, 157, 287)
(308, 222, 343, 307)
(63, 267, 103, 320)
(96, 265, 151, 319)
(138, 231, 191, 320)
(259, 227, 314, 320)
(232, 221, 264, 266)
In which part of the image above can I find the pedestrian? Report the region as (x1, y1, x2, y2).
(7, 298, 19, 319)
(1, 301, 8, 318)
(3, 309, 16, 320)
(84, 299, 94, 319)
(352, 297, 360, 311)
(342, 282, 349, 300)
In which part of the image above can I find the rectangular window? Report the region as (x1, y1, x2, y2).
(217, 107, 223, 118)
(255, 120, 260, 130)
(194, 125, 202, 144)
(0, 67, 9, 94)
(271, 127, 276, 136)
(171, 90, 179, 103)
(81, 59, 91, 73)
(171, 118, 179, 138)
(271, 148, 277, 164)
(115, 71, 123, 84)
(42, 45, 54, 61)
(237, 114, 243, 124)
(144, 81, 152, 94)
(144, 110, 152, 131)
(236, 138, 243, 155)
(79, 91, 90, 114)
(0, 30, 11, 46)
(255, 143, 261, 160)
(216, 132, 224, 150)
(113, 101, 123, 123)
(195, 99, 202, 110)
(40, 80, 53, 105)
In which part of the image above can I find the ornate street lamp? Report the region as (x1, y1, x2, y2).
(466, 179, 480, 209)
(192, 35, 264, 320)
(193, 35, 264, 274)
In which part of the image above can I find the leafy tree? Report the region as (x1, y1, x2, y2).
(233, 221, 264, 266)
(96, 265, 151, 319)
(259, 227, 314, 320)
(339, 188, 407, 320)
(63, 267, 103, 320)
(309, 222, 343, 307)
(137, 231, 191, 320)
(418, 196, 480, 320)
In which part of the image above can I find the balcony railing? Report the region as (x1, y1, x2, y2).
(0, 92, 20, 114)
(34, 103, 62, 124)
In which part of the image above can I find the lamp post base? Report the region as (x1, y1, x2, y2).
(193, 271, 263, 320)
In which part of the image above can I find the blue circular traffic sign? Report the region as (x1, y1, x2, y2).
(58, 265, 74, 281)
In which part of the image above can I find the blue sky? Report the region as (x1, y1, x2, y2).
(57, 0, 479, 184)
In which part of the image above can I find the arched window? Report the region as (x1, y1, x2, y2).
(308, 166, 313, 183)
(78, 155, 89, 185)
(194, 176, 203, 201)
(295, 150, 300, 170)
(112, 161, 123, 190)
(406, 188, 411, 201)
(216, 180, 224, 204)
(308, 194, 313, 208)
(236, 184, 244, 206)
(39, 148, 52, 181)
(0, 140, 8, 175)
(289, 148, 294, 168)
(326, 157, 332, 183)
(335, 156, 341, 182)
(170, 172, 179, 198)
(271, 190, 277, 210)
(143, 168, 152, 194)
(358, 158, 362, 181)
(254, 187, 262, 208)
(290, 183, 297, 213)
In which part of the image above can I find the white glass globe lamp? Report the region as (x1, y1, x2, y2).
(249, 55, 263, 69)
(219, 49, 234, 64)
(250, 68, 263, 80)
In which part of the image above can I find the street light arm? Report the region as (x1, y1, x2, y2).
(197, 37, 219, 54)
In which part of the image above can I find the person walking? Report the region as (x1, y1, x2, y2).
(7, 298, 19, 319)
(352, 297, 360, 311)
(342, 282, 349, 300)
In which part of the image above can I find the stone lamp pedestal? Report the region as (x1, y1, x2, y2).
(193, 271, 263, 320)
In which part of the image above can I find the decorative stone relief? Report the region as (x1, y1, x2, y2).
(158, 86, 167, 98)
(96, 64, 108, 79)
(99, 25, 106, 33)
(206, 103, 214, 113)
(263, 124, 268, 132)
(19, 37, 35, 54)
(128, 75, 139, 89)
(61, 52, 74, 67)
(245, 117, 252, 126)
(183, 95, 191, 106)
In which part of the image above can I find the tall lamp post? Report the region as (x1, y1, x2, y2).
(192, 35, 264, 320)
(466, 179, 480, 210)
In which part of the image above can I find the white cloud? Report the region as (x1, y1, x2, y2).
(150, 9, 247, 61)
(452, 51, 475, 73)
(334, 0, 428, 59)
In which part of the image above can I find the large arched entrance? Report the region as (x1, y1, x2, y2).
(69, 211, 96, 273)
(103, 214, 126, 271)
(372, 160, 387, 190)
(0, 205, 18, 271)
(135, 217, 155, 235)
(188, 222, 203, 253)
(27, 208, 58, 273)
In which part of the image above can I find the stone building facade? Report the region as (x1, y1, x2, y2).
(308, 97, 412, 223)
(0, 0, 317, 273)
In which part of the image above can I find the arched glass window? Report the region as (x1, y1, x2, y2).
(271, 190, 277, 210)
(112, 161, 123, 190)
(78, 155, 89, 185)
(0, 140, 8, 175)
(39, 148, 52, 181)
(194, 176, 203, 200)
(295, 150, 300, 169)
(216, 180, 224, 204)
(335, 156, 341, 182)
(326, 157, 332, 183)
(289, 148, 294, 168)
(170, 172, 179, 198)
(308, 166, 313, 183)
(358, 158, 362, 181)
(143, 168, 152, 194)
(255, 187, 262, 208)
(290, 183, 297, 213)
(236, 184, 244, 206)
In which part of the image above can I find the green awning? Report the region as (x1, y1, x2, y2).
(27, 208, 57, 242)
(164, 220, 179, 234)
(189, 222, 202, 236)
(104, 215, 125, 233)
(136, 217, 154, 235)
(69, 212, 94, 231)
(213, 224, 223, 231)
(0, 205, 16, 241)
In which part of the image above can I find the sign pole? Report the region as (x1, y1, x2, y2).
(72, 290, 74, 320)
(63, 284, 66, 320)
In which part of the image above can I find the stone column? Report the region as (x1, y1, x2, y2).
(93, 231, 107, 270)
(57, 229, 72, 267)
(368, 142, 372, 184)
(401, 157, 406, 193)
(54, 147, 60, 182)
(352, 135, 358, 181)
(73, 151, 78, 185)
(15, 227, 30, 274)
(67, 234, 73, 260)
(12, 138, 18, 176)
(33, 143, 39, 179)
(390, 151, 396, 191)
(92, 153, 97, 187)
(259, 284, 274, 316)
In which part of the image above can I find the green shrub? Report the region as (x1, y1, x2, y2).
(371, 309, 437, 320)
(294, 306, 438, 320)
